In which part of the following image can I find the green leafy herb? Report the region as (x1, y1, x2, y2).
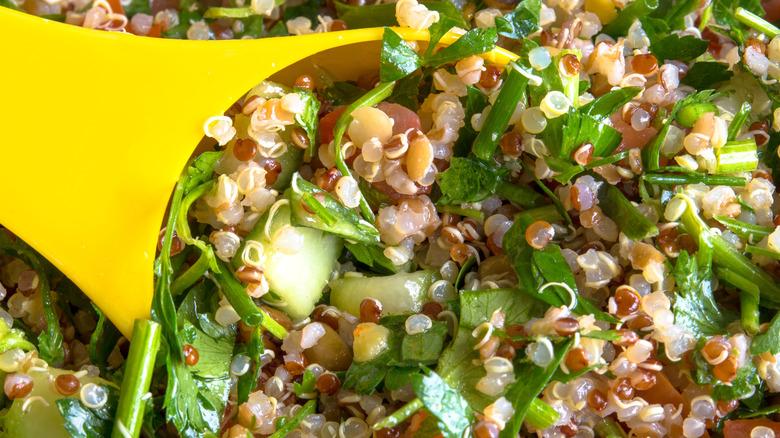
(293, 89, 321, 156)
(89, 304, 122, 374)
(680, 62, 735, 90)
(412, 369, 475, 438)
(437, 157, 508, 205)
(283, 0, 320, 22)
(650, 34, 708, 62)
(654, 0, 699, 31)
(57, 384, 119, 438)
(335, 1, 469, 29)
(712, 0, 765, 44)
(500, 340, 573, 436)
(401, 321, 449, 365)
(268, 400, 317, 438)
(673, 250, 737, 337)
(602, 0, 659, 38)
(453, 86, 490, 157)
(713, 363, 761, 401)
(380, 28, 423, 82)
(237, 326, 265, 404)
(289, 174, 381, 244)
(425, 16, 461, 58)
(0, 229, 63, 364)
(495, 0, 542, 40)
(0, 318, 35, 354)
(472, 66, 530, 161)
(294, 369, 318, 397)
(385, 366, 421, 391)
(345, 241, 405, 274)
(752, 310, 780, 355)
(425, 27, 498, 68)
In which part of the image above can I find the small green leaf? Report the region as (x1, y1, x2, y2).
(412, 369, 475, 438)
(380, 28, 423, 82)
(495, 0, 542, 40)
(650, 34, 709, 62)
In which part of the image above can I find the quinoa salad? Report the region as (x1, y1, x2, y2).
(4, 0, 780, 437)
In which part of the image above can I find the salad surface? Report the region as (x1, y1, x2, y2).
(4, 0, 780, 437)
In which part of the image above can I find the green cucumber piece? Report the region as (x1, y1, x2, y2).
(232, 203, 342, 320)
(1, 368, 111, 438)
(330, 270, 440, 316)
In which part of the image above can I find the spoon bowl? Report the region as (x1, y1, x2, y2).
(0, 6, 515, 338)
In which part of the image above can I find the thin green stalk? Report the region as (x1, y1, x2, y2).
(301, 192, 337, 226)
(170, 252, 211, 296)
(212, 259, 288, 339)
(715, 139, 758, 174)
(473, 65, 530, 161)
(698, 3, 712, 31)
(495, 180, 545, 208)
(111, 319, 162, 438)
(713, 214, 773, 242)
(519, 204, 563, 223)
(373, 398, 423, 430)
(596, 178, 658, 240)
(518, 159, 573, 228)
(643, 173, 746, 186)
(332, 82, 395, 223)
(728, 102, 751, 142)
(679, 196, 780, 307)
(436, 205, 485, 221)
(745, 245, 780, 260)
(586, 150, 629, 169)
(741, 289, 761, 335)
(525, 398, 560, 430)
(268, 400, 317, 438)
(736, 7, 780, 38)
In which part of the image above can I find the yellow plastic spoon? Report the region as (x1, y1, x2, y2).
(0, 6, 516, 339)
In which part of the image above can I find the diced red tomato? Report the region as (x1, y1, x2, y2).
(376, 102, 422, 136)
(319, 106, 347, 145)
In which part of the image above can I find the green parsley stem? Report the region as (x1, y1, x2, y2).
(437, 205, 486, 221)
(698, 3, 712, 32)
(301, 192, 338, 227)
(735, 7, 780, 38)
(595, 179, 658, 240)
(742, 288, 761, 335)
(373, 398, 423, 430)
(212, 259, 288, 339)
(525, 398, 560, 430)
(728, 102, 751, 142)
(679, 198, 780, 308)
(713, 214, 774, 242)
(495, 181, 545, 208)
(745, 245, 780, 261)
(170, 252, 211, 296)
(268, 400, 317, 438)
(643, 173, 746, 186)
(518, 204, 564, 223)
(111, 319, 161, 438)
(332, 81, 395, 223)
(473, 66, 530, 161)
(715, 140, 758, 174)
